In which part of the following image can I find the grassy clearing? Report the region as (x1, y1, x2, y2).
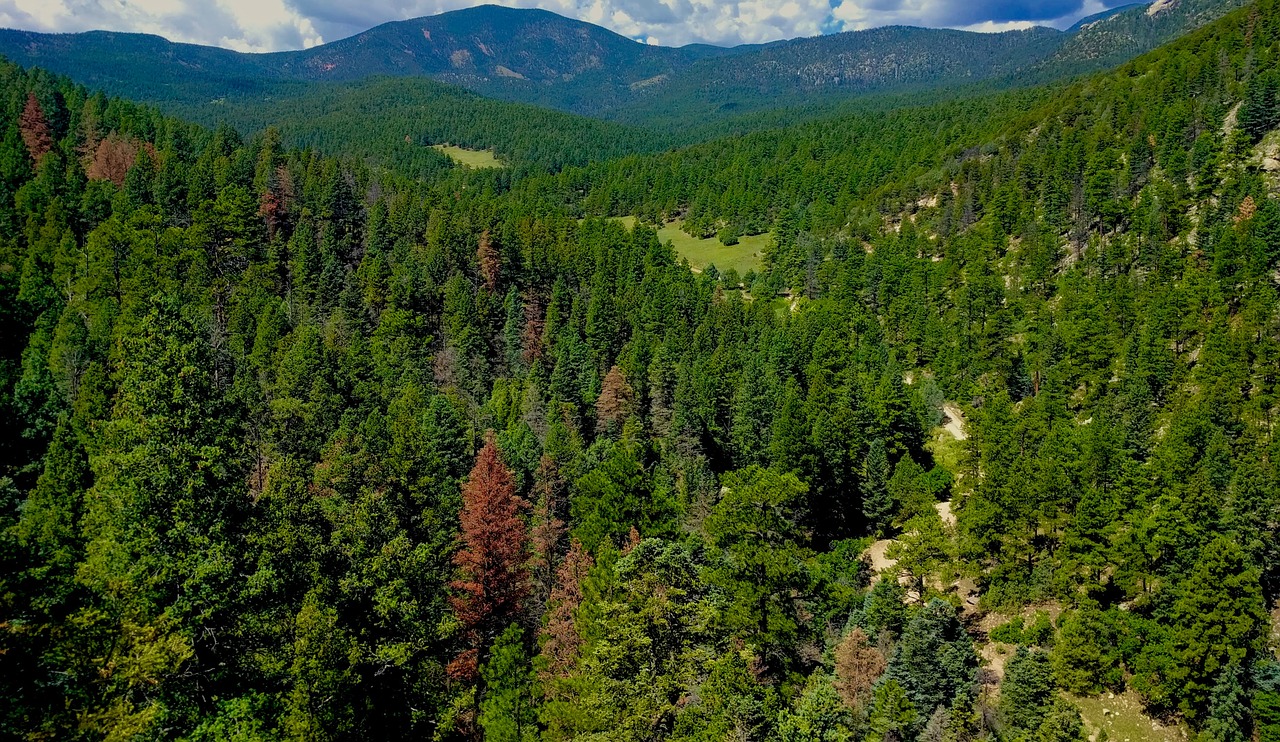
(657, 220, 770, 275)
(1072, 692, 1185, 742)
(596, 217, 769, 275)
(431, 144, 503, 168)
(925, 427, 966, 478)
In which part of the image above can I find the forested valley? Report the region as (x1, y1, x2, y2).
(4, 1, 1280, 741)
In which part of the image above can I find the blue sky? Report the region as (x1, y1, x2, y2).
(0, 0, 1129, 52)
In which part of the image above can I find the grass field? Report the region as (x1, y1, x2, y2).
(1072, 693, 1185, 742)
(656, 220, 770, 275)
(596, 217, 769, 275)
(926, 427, 966, 478)
(431, 144, 504, 168)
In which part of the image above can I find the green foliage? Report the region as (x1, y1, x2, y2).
(1158, 537, 1266, 718)
(990, 611, 1054, 646)
(1051, 607, 1124, 695)
(884, 599, 978, 720)
(865, 679, 917, 742)
(479, 624, 538, 742)
(775, 675, 856, 742)
(1000, 647, 1057, 733)
(1203, 664, 1250, 742)
(705, 466, 813, 662)
(1035, 700, 1089, 742)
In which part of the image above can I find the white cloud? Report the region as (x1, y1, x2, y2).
(0, 0, 1130, 50)
(0, 0, 323, 51)
(957, 20, 1041, 33)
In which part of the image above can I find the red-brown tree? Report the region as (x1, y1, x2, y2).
(521, 292, 546, 364)
(527, 454, 566, 617)
(259, 165, 296, 239)
(477, 230, 500, 292)
(595, 365, 635, 434)
(448, 432, 529, 681)
(19, 92, 53, 166)
(537, 538, 593, 691)
(86, 134, 143, 186)
(834, 627, 887, 710)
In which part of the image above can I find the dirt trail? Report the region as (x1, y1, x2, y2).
(934, 500, 955, 527)
(942, 404, 968, 440)
(864, 538, 897, 575)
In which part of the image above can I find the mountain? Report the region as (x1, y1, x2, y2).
(0, 5, 739, 113)
(0, 0, 1249, 128)
(1037, 0, 1252, 74)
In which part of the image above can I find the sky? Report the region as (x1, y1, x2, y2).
(0, 0, 1130, 52)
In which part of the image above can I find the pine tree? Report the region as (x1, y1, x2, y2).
(1240, 71, 1280, 142)
(450, 432, 530, 681)
(771, 380, 810, 474)
(1169, 537, 1266, 718)
(1035, 700, 1088, 742)
(774, 674, 856, 742)
(19, 92, 52, 166)
(1000, 647, 1056, 733)
(479, 624, 538, 742)
(942, 694, 983, 742)
(866, 679, 917, 742)
(537, 539, 592, 690)
(1256, 686, 1280, 742)
(833, 627, 886, 711)
(706, 466, 812, 666)
(595, 365, 635, 436)
(862, 439, 893, 536)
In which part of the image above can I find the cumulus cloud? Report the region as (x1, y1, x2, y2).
(0, 0, 1132, 50)
(0, 0, 323, 51)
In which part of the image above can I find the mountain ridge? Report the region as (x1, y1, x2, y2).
(0, 0, 1250, 127)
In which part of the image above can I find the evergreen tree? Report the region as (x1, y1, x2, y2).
(885, 599, 978, 719)
(1000, 647, 1056, 733)
(862, 439, 893, 536)
(1204, 664, 1249, 742)
(479, 624, 538, 742)
(775, 675, 856, 742)
(1166, 537, 1266, 718)
(705, 466, 812, 665)
(450, 432, 529, 681)
(866, 680, 918, 742)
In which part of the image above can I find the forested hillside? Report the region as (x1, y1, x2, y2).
(177, 76, 675, 176)
(5, 1, 1280, 741)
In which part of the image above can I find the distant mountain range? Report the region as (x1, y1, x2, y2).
(0, 0, 1248, 127)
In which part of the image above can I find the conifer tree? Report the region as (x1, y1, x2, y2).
(538, 539, 592, 690)
(862, 439, 893, 536)
(833, 627, 886, 711)
(479, 624, 537, 742)
(1167, 537, 1266, 718)
(594, 365, 635, 436)
(706, 466, 812, 665)
(866, 680, 917, 742)
(1204, 664, 1249, 742)
(450, 432, 529, 681)
(1000, 647, 1056, 733)
(18, 92, 52, 166)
